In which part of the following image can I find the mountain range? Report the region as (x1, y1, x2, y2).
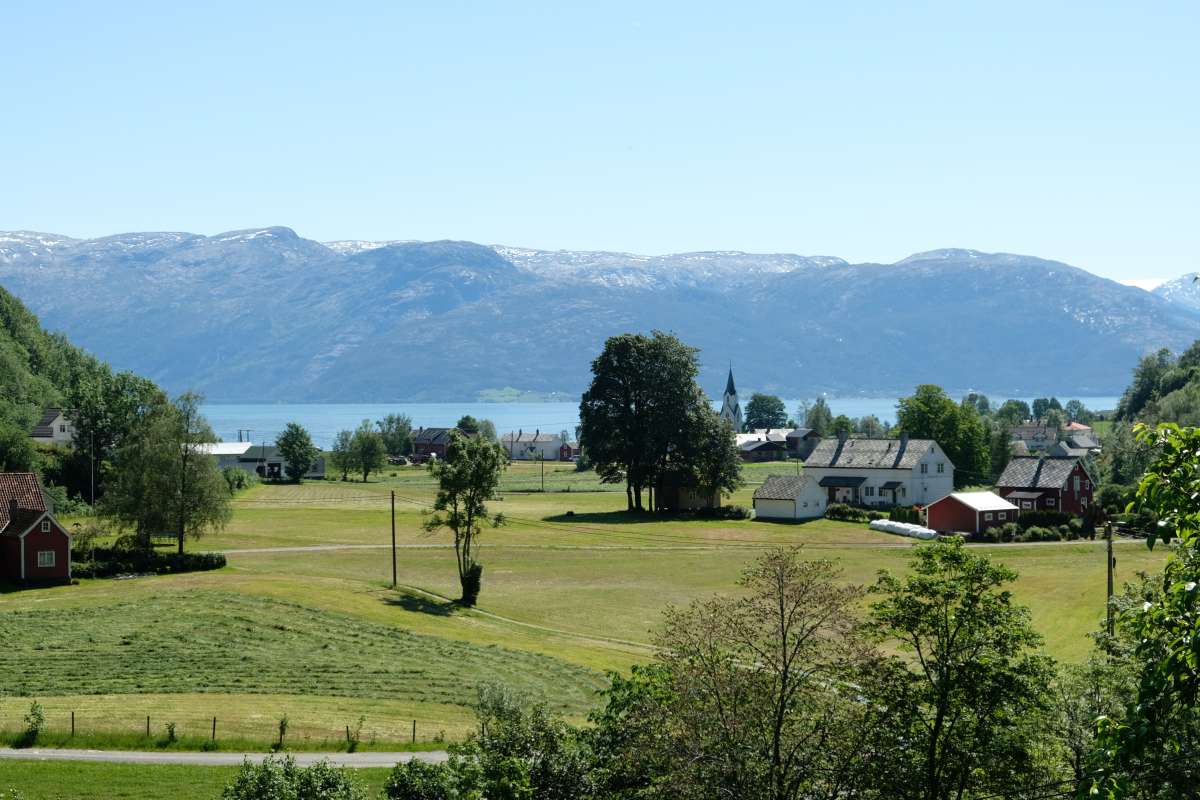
(1, 227, 1198, 402)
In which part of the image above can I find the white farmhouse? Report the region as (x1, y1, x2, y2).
(803, 432, 954, 507)
(30, 409, 74, 448)
(752, 475, 827, 520)
(500, 430, 563, 461)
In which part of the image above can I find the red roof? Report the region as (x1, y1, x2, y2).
(0, 473, 47, 531)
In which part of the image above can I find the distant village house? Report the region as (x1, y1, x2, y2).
(30, 408, 74, 448)
(996, 455, 1094, 515)
(803, 432, 954, 507)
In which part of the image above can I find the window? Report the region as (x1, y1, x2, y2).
(984, 512, 994, 521)
(997, 512, 1007, 520)
(1073, 477, 1081, 493)
(865, 486, 875, 497)
(920, 464, 928, 474)
(901, 487, 906, 497)
(37, 550, 55, 568)
(59, 424, 67, 433)
(937, 463, 945, 473)
(1081, 497, 1089, 509)
(1047, 498, 1056, 506)
(40, 520, 50, 533)
(1022, 501, 1032, 509)
(1084, 480, 1091, 490)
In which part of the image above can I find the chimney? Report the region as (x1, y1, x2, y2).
(837, 429, 848, 444)
(8, 497, 17, 517)
(900, 431, 909, 448)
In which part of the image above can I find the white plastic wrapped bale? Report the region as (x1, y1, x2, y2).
(869, 519, 938, 540)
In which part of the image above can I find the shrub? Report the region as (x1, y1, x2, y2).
(998, 522, 1020, 543)
(867, 511, 885, 521)
(1016, 510, 1073, 530)
(888, 506, 920, 524)
(696, 504, 751, 520)
(165, 721, 177, 743)
(825, 503, 869, 523)
(73, 548, 226, 579)
(221, 756, 366, 800)
(383, 760, 455, 800)
(16, 702, 44, 747)
(222, 467, 259, 495)
(460, 563, 483, 607)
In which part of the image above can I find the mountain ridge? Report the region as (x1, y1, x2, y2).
(1, 228, 1197, 402)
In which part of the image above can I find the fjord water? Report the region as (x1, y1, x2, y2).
(202, 397, 1121, 450)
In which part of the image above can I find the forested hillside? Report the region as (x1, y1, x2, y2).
(0, 285, 162, 501)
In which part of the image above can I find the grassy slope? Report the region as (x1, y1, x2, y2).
(0, 461, 1168, 761)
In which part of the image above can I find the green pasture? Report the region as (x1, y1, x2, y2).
(0, 760, 392, 800)
(0, 460, 1170, 754)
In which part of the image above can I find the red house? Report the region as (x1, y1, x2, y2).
(0, 473, 72, 584)
(413, 427, 454, 459)
(996, 456, 1094, 515)
(926, 491, 1019, 535)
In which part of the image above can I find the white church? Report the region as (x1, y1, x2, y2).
(719, 367, 743, 431)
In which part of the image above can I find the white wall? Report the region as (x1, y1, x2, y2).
(754, 499, 796, 519)
(505, 437, 563, 460)
(754, 483, 825, 519)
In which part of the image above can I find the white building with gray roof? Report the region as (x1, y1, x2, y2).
(803, 432, 954, 507)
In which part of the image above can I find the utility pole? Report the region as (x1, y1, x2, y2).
(1106, 522, 1115, 637)
(540, 456, 545, 493)
(391, 490, 397, 589)
(89, 431, 95, 506)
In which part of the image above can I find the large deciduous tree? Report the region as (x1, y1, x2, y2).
(275, 422, 319, 483)
(1088, 423, 1200, 798)
(589, 548, 876, 800)
(349, 419, 386, 482)
(896, 384, 989, 487)
(802, 398, 835, 437)
(376, 413, 414, 457)
(425, 431, 507, 605)
(102, 391, 230, 553)
(330, 429, 354, 481)
(744, 393, 788, 431)
(580, 332, 724, 512)
(864, 540, 1056, 800)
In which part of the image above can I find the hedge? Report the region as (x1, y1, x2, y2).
(73, 548, 227, 579)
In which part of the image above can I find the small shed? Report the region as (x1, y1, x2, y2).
(752, 475, 826, 520)
(926, 491, 1019, 535)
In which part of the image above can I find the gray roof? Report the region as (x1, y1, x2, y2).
(501, 431, 560, 443)
(753, 475, 812, 501)
(30, 408, 64, 438)
(997, 456, 1085, 490)
(414, 427, 453, 444)
(786, 427, 815, 439)
(805, 437, 945, 470)
(1067, 432, 1100, 450)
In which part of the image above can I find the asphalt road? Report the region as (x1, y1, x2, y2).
(0, 747, 448, 768)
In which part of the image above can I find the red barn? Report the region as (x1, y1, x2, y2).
(996, 456, 1095, 515)
(0, 473, 71, 584)
(926, 491, 1019, 535)
(413, 427, 454, 459)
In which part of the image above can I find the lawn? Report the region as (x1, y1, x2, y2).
(0, 760, 392, 800)
(0, 462, 1170, 755)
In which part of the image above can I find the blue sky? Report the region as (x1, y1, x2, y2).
(2, 1, 1196, 284)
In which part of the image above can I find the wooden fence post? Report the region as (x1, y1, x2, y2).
(146, 715, 150, 737)
(212, 716, 217, 741)
(71, 711, 75, 737)
(412, 720, 416, 743)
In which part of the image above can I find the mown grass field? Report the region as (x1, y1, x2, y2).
(0, 760, 392, 799)
(0, 460, 1169, 780)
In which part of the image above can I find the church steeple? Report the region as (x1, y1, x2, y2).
(720, 365, 743, 432)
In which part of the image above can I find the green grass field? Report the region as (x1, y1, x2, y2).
(0, 760, 392, 799)
(0, 461, 1169, 785)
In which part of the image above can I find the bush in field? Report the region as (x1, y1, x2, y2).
(825, 503, 869, 523)
(998, 522, 1020, 543)
(16, 702, 44, 748)
(889, 506, 920, 524)
(220, 756, 366, 800)
(382, 760, 455, 800)
(72, 548, 225, 578)
(222, 467, 258, 495)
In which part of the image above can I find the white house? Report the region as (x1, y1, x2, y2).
(198, 441, 255, 470)
(30, 409, 74, 448)
(803, 432, 954, 507)
(500, 430, 563, 461)
(199, 442, 326, 480)
(752, 475, 826, 520)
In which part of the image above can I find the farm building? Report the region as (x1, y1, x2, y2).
(926, 491, 1019, 535)
(996, 455, 1094, 515)
(1008, 423, 1056, 452)
(752, 475, 826, 520)
(736, 430, 791, 462)
(0, 473, 71, 584)
(198, 441, 255, 469)
(786, 428, 822, 460)
(803, 432, 954, 507)
(29, 408, 74, 448)
(501, 430, 564, 461)
(413, 427, 454, 459)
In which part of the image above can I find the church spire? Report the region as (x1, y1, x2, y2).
(720, 364, 743, 432)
